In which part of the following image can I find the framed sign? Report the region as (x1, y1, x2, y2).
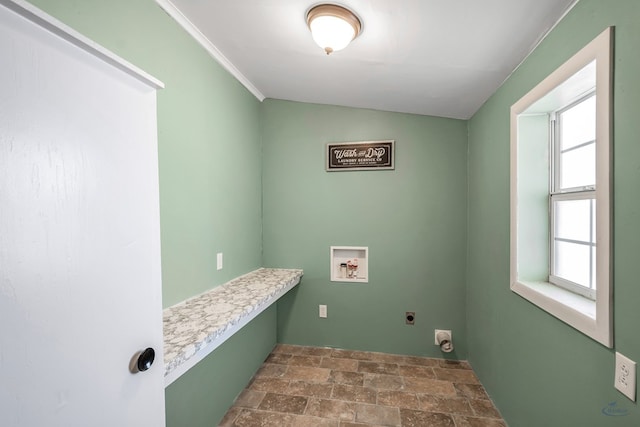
(326, 140, 395, 171)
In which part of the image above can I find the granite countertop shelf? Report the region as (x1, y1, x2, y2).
(162, 267, 303, 387)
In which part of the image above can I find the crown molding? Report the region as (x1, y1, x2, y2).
(155, 0, 265, 101)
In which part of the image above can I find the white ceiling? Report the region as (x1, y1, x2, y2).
(159, 0, 577, 120)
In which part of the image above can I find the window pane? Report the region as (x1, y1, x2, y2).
(554, 241, 590, 288)
(592, 200, 597, 243)
(560, 143, 595, 189)
(560, 95, 596, 150)
(554, 199, 591, 242)
(591, 246, 597, 290)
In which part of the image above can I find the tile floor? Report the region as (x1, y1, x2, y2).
(219, 344, 507, 427)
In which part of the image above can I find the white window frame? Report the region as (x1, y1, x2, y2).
(549, 191, 596, 299)
(510, 27, 613, 347)
(549, 93, 597, 300)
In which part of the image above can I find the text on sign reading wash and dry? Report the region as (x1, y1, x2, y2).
(327, 140, 395, 171)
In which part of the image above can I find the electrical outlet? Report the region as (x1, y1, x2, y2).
(319, 304, 327, 318)
(615, 352, 636, 401)
(216, 253, 223, 270)
(405, 312, 415, 325)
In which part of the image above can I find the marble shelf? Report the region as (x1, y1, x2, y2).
(162, 268, 303, 386)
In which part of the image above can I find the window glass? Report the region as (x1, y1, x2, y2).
(554, 241, 591, 288)
(552, 93, 597, 293)
(560, 144, 595, 189)
(560, 95, 596, 150)
(557, 94, 596, 190)
(554, 199, 591, 242)
(591, 247, 597, 290)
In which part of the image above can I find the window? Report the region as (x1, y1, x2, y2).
(510, 27, 612, 347)
(550, 93, 596, 299)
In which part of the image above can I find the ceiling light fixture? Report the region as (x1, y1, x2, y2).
(306, 4, 361, 55)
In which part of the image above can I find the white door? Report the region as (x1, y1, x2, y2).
(0, 1, 165, 425)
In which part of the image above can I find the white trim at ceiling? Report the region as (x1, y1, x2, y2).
(155, 0, 265, 101)
(498, 0, 580, 90)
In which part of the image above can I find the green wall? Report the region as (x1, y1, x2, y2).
(165, 306, 277, 426)
(21, 0, 640, 426)
(467, 0, 640, 425)
(262, 100, 469, 358)
(29, 0, 264, 307)
(26, 1, 268, 426)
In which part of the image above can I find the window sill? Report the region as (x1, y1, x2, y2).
(511, 280, 610, 347)
(518, 280, 595, 318)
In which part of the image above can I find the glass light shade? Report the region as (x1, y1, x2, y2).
(309, 15, 355, 54)
(306, 4, 361, 55)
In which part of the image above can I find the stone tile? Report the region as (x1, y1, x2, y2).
(399, 409, 456, 427)
(469, 399, 502, 418)
(232, 409, 296, 427)
(255, 363, 288, 378)
(291, 415, 340, 427)
(321, 357, 360, 372)
(332, 349, 374, 360)
(233, 389, 265, 409)
(272, 344, 303, 355)
(358, 361, 399, 375)
(402, 377, 457, 396)
(217, 406, 242, 427)
(401, 356, 440, 367)
(331, 384, 377, 404)
(398, 365, 436, 379)
(218, 347, 506, 427)
(265, 352, 293, 365)
(339, 423, 386, 427)
(363, 374, 404, 391)
(283, 366, 332, 382)
(453, 415, 508, 427)
(439, 359, 472, 370)
(258, 393, 308, 415)
(355, 403, 401, 426)
(376, 390, 421, 410)
(287, 380, 334, 398)
(289, 355, 323, 367)
(433, 368, 480, 384)
(454, 383, 490, 400)
(305, 398, 355, 421)
(298, 346, 334, 357)
(367, 352, 407, 364)
(417, 394, 474, 415)
(329, 370, 365, 386)
(249, 377, 290, 393)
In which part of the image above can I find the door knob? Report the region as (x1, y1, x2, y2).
(130, 347, 155, 373)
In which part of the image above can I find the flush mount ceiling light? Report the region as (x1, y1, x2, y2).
(306, 4, 362, 55)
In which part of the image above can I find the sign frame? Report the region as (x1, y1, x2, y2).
(326, 140, 395, 171)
